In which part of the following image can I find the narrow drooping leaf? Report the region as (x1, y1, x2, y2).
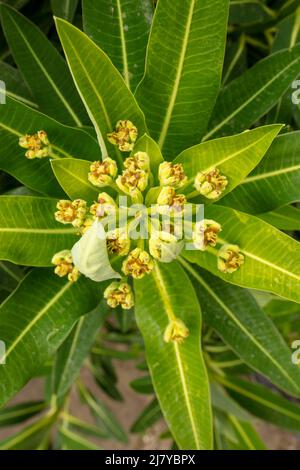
(0, 196, 78, 266)
(222, 132, 300, 214)
(82, 0, 153, 90)
(51, 0, 79, 22)
(51, 158, 99, 201)
(58, 426, 101, 450)
(0, 5, 88, 127)
(135, 262, 213, 450)
(205, 44, 300, 139)
(174, 125, 282, 203)
(184, 205, 300, 304)
(229, 1, 275, 26)
(0, 261, 23, 293)
(0, 61, 36, 108)
(0, 413, 55, 450)
(182, 263, 300, 396)
(259, 205, 300, 231)
(227, 416, 266, 450)
(219, 375, 300, 432)
(0, 96, 101, 197)
(0, 401, 46, 427)
(55, 18, 146, 164)
(53, 303, 108, 397)
(0, 269, 99, 407)
(222, 35, 247, 85)
(130, 375, 154, 394)
(131, 399, 162, 433)
(135, 0, 229, 157)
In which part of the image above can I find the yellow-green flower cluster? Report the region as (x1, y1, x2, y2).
(52, 250, 79, 282)
(194, 167, 228, 199)
(107, 120, 138, 152)
(19, 130, 51, 159)
(104, 281, 134, 309)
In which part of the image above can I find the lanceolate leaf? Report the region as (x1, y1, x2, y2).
(229, 0, 275, 26)
(0, 401, 46, 427)
(222, 132, 300, 214)
(259, 205, 300, 231)
(53, 303, 108, 397)
(183, 263, 300, 396)
(51, 159, 99, 201)
(205, 44, 300, 140)
(0, 5, 88, 127)
(0, 413, 55, 450)
(134, 261, 213, 450)
(135, 0, 229, 157)
(58, 426, 101, 450)
(51, 0, 79, 22)
(0, 269, 99, 407)
(174, 125, 282, 203)
(183, 205, 300, 304)
(82, 0, 153, 91)
(0, 96, 101, 197)
(0, 196, 78, 266)
(218, 375, 300, 433)
(0, 61, 36, 108)
(131, 399, 162, 433)
(55, 18, 147, 164)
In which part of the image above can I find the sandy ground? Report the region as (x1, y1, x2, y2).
(0, 360, 300, 450)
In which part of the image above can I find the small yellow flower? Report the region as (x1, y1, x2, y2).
(149, 232, 183, 262)
(158, 162, 187, 189)
(116, 168, 148, 195)
(157, 187, 186, 212)
(19, 130, 51, 159)
(52, 250, 79, 282)
(55, 199, 87, 228)
(193, 219, 222, 251)
(104, 281, 134, 309)
(88, 158, 118, 187)
(194, 167, 228, 199)
(122, 248, 154, 279)
(164, 318, 189, 344)
(218, 244, 245, 273)
(106, 229, 131, 256)
(107, 120, 138, 152)
(124, 151, 150, 171)
(90, 192, 117, 219)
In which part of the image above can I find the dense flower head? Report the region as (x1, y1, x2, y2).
(19, 130, 50, 159)
(107, 120, 138, 152)
(104, 281, 134, 309)
(55, 199, 87, 228)
(124, 151, 150, 172)
(194, 167, 228, 199)
(106, 228, 131, 256)
(116, 168, 148, 195)
(149, 231, 183, 262)
(158, 162, 187, 189)
(193, 219, 222, 251)
(90, 192, 117, 219)
(218, 244, 244, 273)
(164, 318, 189, 344)
(88, 158, 118, 187)
(122, 248, 154, 279)
(52, 250, 79, 282)
(157, 187, 186, 213)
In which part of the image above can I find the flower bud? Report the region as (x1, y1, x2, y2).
(122, 248, 154, 279)
(124, 151, 150, 171)
(157, 187, 186, 213)
(194, 167, 228, 199)
(193, 219, 222, 251)
(55, 199, 87, 228)
(218, 244, 245, 273)
(90, 192, 117, 219)
(158, 162, 187, 188)
(106, 228, 131, 256)
(52, 250, 79, 282)
(104, 281, 134, 309)
(19, 130, 51, 159)
(164, 318, 189, 344)
(88, 158, 118, 187)
(149, 232, 184, 263)
(116, 168, 148, 195)
(107, 120, 138, 152)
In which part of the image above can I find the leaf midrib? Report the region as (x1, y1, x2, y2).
(241, 163, 300, 184)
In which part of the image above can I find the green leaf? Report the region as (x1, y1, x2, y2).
(0, 5, 88, 127)
(0, 196, 78, 266)
(210, 383, 250, 421)
(130, 375, 154, 394)
(174, 125, 282, 203)
(51, 0, 79, 22)
(0, 401, 46, 426)
(55, 18, 147, 165)
(0, 268, 99, 407)
(259, 205, 300, 231)
(222, 132, 300, 214)
(82, 0, 153, 91)
(0, 413, 55, 450)
(227, 416, 266, 450)
(0, 61, 36, 108)
(0, 96, 101, 197)
(58, 426, 101, 450)
(78, 383, 127, 443)
(229, 1, 275, 26)
(0, 261, 23, 293)
(136, 0, 229, 157)
(53, 303, 108, 397)
(183, 205, 300, 304)
(219, 375, 300, 432)
(51, 158, 99, 201)
(131, 399, 162, 433)
(134, 261, 213, 450)
(205, 45, 300, 140)
(183, 263, 300, 396)
(60, 413, 108, 439)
